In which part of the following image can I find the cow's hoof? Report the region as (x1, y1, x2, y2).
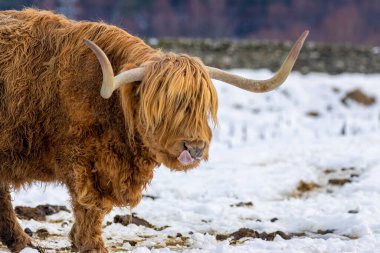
(2, 234, 32, 253)
(83, 247, 109, 253)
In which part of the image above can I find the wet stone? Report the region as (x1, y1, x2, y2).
(24, 228, 33, 237)
(270, 218, 278, 223)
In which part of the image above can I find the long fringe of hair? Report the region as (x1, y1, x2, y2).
(135, 53, 218, 145)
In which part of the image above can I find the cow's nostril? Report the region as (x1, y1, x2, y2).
(192, 147, 204, 158)
(183, 141, 206, 158)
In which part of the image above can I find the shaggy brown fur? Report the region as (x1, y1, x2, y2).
(0, 8, 217, 252)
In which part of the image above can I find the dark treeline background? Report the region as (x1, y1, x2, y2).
(1, 0, 380, 46)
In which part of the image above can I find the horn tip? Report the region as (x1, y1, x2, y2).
(300, 30, 310, 42)
(291, 30, 309, 55)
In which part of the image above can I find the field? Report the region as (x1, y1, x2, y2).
(3, 70, 380, 253)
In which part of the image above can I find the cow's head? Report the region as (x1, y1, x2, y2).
(85, 31, 308, 170)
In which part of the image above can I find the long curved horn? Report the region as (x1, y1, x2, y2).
(84, 39, 145, 98)
(207, 30, 309, 93)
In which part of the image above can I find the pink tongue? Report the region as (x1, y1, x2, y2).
(178, 150, 194, 165)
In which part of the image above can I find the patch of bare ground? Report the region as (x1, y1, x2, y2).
(289, 166, 362, 198)
(113, 214, 169, 231)
(290, 180, 321, 197)
(55, 246, 71, 252)
(15, 205, 70, 221)
(162, 233, 190, 248)
(230, 201, 254, 208)
(328, 178, 352, 185)
(341, 89, 376, 106)
(23, 227, 63, 241)
(306, 111, 320, 117)
(108, 233, 190, 250)
(216, 228, 292, 244)
(214, 228, 357, 245)
(35, 228, 50, 239)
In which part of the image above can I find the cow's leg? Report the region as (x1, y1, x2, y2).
(68, 184, 111, 253)
(69, 199, 108, 253)
(0, 185, 32, 252)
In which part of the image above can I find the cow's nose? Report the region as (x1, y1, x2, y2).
(184, 140, 206, 159)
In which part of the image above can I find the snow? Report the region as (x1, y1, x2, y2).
(3, 70, 380, 252)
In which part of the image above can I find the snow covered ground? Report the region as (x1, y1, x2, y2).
(3, 70, 380, 253)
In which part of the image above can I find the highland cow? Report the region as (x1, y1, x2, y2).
(0, 9, 308, 252)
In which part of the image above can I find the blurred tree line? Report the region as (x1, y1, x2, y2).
(1, 0, 380, 45)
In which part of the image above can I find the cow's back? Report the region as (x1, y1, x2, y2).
(0, 10, 69, 184)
